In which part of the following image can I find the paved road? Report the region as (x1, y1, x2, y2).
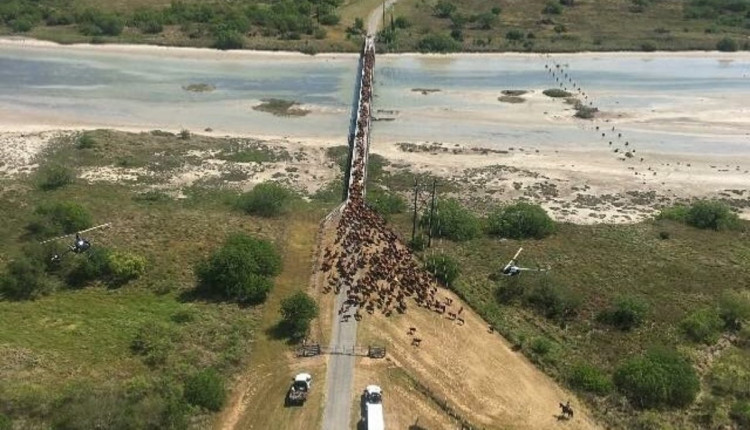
(322, 5, 392, 429)
(321, 281, 360, 430)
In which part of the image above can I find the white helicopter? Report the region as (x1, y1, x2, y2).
(40, 223, 110, 263)
(502, 247, 550, 277)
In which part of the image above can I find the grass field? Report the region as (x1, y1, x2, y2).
(380, 207, 750, 428)
(382, 0, 750, 52)
(0, 130, 338, 428)
(1, 0, 748, 52)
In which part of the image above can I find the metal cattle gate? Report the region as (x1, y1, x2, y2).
(296, 343, 386, 359)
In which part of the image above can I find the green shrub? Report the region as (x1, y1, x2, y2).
(597, 295, 649, 331)
(542, 88, 572, 98)
(685, 200, 740, 230)
(423, 254, 460, 287)
(196, 233, 282, 304)
(319, 12, 340, 25)
(487, 202, 556, 239)
(568, 363, 613, 395)
(366, 188, 406, 219)
(495, 277, 524, 303)
(614, 347, 700, 409)
(408, 235, 427, 251)
(730, 400, 750, 428)
(417, 33, 460, 53)
(717, 37, 738, 52)
(65, 247, 111, 288)
(237, 182, 294, 217)
(529, 336, 553, 355)
(36, 164, 75, 190)
(424, 198, 481, 241)
(543, 2, 563, 14)
(279, 291, 319, 341)
(0, 257, 55, 300)
(131, 8, 165, 34)
(709, 349, 750, 398)
(76, 132, 97, 149)
(657, 204, 688, 222)
(394, 16, 410, 28)
(76, 9, 124, 36)
(213, 29, 244, 50)
(26, 201, 93, 237)
(0, 414, 10, 430)
(719, 290, 750, 330)
(525, 282, 581, 321)
(130, 322, 175, 367)
(506, 29, 525, 41)
(107, 251, 147, 286)
(680, 308, 723, 344)
(433, 0, 457, 18)
(184, 368, 226, 411)
(475, 12, 497, 30)
(11, 17, 33, 32)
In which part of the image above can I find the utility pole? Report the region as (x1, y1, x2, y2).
(427, 179, 437, 247)
(411, 178, 419, 242)
(382, 0, 386, 30)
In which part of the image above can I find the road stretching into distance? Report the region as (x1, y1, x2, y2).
(321, 1, 391, 426)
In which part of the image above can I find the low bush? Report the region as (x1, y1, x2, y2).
(568, 363, 613, 395)
(0, 414, 10, 430)
(36, 164, 75, 190)
(680, 308, 723, 344)
(76, 9, 124, 36)
(685, 200, 740, 230)
(719, 290, 750, 330)
(237, 182, 294, 217)
(495, 277, 524, 304)
(730, 400, 750, 428)
(366, 187, 406, 219)
(525, 282, 581, 321)
(417, 33, 460, 53)
(0, 257, 55, 301)
(76, 132, 97, 149)
(213, 29, 244, 50)
(529, 336, 553, 355)
(433, 0, 457, 18)
(709, 349, 750, 398)
(424, 254, 460, 287)
(65, 247, 111, 288)
(106, 251, 147, 286)
(487, 202, 556, 239)
(184, 368, 226, 411)
(597, 295, 649, 331)
(130, 322, 175, 367)
(196, 233, 282, 304)
(26, 201, 93, 238)
(423, 198, 481, 241)
(717, 37, 738, 52)
(279, 291, 319, 341)
(614, 347, 699, 409)
(543, 88, 572, 98)
(543, 2, 563, 14)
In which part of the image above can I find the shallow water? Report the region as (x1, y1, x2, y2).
(1, 44, 749, 155)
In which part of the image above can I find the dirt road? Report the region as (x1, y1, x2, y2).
(366, 0, 399, 35)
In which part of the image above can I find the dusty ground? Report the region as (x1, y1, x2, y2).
(356, 287, 602, 430)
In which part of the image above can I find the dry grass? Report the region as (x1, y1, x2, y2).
(356, 288, 601, 429)
(220, 210, 329, 430)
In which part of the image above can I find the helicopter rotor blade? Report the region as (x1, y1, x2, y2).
(512, 247, 523, 261)
(39, 223, 111, 245)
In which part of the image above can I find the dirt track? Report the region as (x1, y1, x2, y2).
(359, 287, 602, 429)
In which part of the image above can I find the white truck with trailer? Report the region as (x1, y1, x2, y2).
(364, 385, 385, 430)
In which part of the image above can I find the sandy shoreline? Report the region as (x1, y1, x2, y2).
(4, 37, 750, 60)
